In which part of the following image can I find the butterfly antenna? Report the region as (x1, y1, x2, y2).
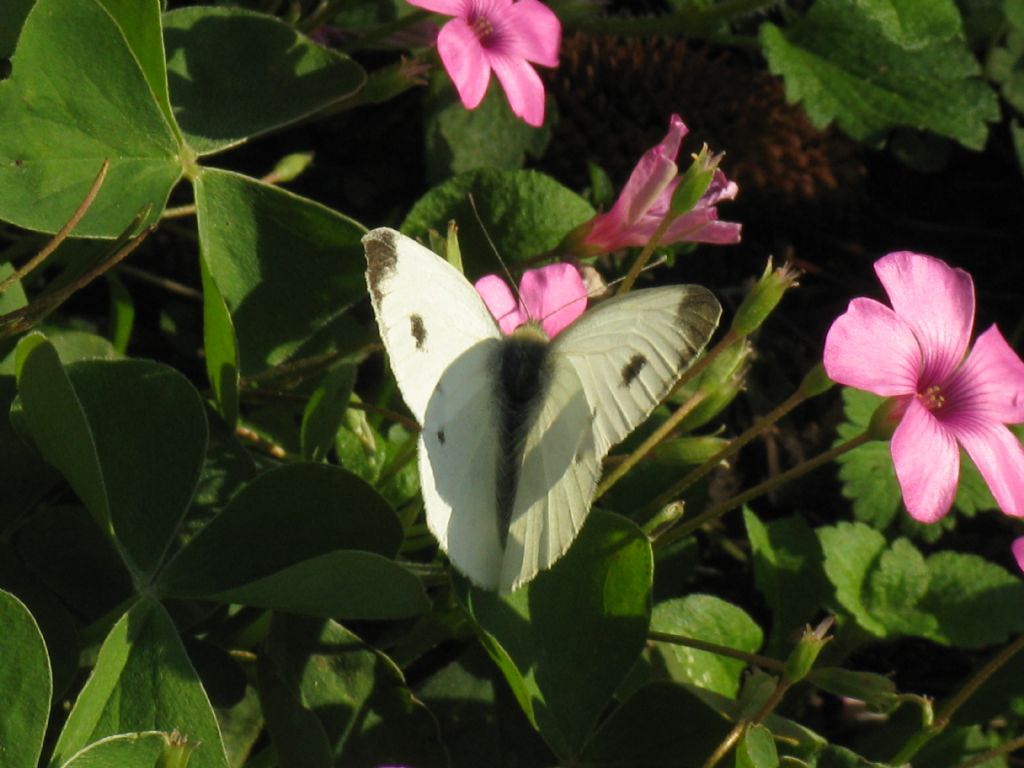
(467, 193, 526, 309)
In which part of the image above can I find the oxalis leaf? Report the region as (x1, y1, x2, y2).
(0, 589, 51, 768)
(454, 510, 652, 760)
(819, 522, 1024, 645)
(760, 0, 999, 148)
(50, 598, 228, 768)
(402, 168, 595, 275)
(0, 0, 183, 235)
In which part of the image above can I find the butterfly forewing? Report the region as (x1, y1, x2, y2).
(364, 228, 501, 423)
(554, 286, 722, 460)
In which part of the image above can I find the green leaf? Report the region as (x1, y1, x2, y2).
(300, 362, 357, 461)
(0, 375, 59, 525)
(51, 599, 228, 768)
(737, 724, 779, 768)
(95, 0, 177, 133)
(760, 0, 999, 148)
(580, 682, 732, 768)
(15, 333, 111, 533)
(198, 254, 239, 426)
(59, 732, 195, 768)
(855, 0, 964, 47)
(864, 538, 934, 635)
(193, 168, 366, 375)
(0, 0, 182, 235)
(163, 5, 365, 155)
(18, 337, 208, 576)
(425, 84, 551, 180)
(159, 463, 428, 619)
(818, 522, 889, 636)
(454, 510, 652, 760)
(261, 616, 447, 767)
(0, 589, 50, 768)
(194, 550, 430, 620)
(743, 509, 826, 655)
(918, 551, 1024, 647)
(651, 594, 764, 698)
(401, 168, 595, 274)
(105, 273, 135, 354)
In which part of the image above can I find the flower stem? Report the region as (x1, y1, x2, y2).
(649, 630, 786, 672)
(594, 330, 737, 501)
(655, 430, 873, 549)
(889, 633, 1024, 765)
(643, 373, 813, 516)
(956, 734, 1024, 768)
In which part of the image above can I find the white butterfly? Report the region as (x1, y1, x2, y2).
(364, 227, 722, 591)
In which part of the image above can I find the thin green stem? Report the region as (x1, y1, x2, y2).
(957, 734, 1024, 768)
(655, 430, 873, 549)
(644, 379, 811, 515)
(890, 633, 1024, 765)
(649, 630, 786, 672)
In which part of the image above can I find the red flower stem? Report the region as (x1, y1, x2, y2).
(0, 159, 109, 296)
(654, 430, 872, 549)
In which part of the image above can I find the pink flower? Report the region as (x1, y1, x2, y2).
(1013, 537, 1024, 573)
(406, 0, 561, 127)
(824, 251, 1024, 523)
(582, 114, 741, 254)
(475, 263, 586, 337)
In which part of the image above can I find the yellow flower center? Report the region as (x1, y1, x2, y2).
(919, 385, 945, 411)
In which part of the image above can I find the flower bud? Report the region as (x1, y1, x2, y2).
(731, 260, 800, 336)
(867, 397, 903, 441)
(807, 667, 899, 713)
(783, 620, 832, 683)
(672, 340, 751, 431)
(668, 144, 719, 219)
(799, 363, 834, 398)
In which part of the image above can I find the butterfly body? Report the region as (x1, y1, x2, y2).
(364, 228, 721, 591)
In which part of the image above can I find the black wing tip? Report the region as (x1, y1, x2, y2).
(677, 284, 723, 327)
(364, 228, 400, 305)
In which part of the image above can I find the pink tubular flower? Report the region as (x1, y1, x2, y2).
(1013, 537, 1024, 573)
(583, 114, 741, 254)
(405, 0, 561, 127)
(475, 263, 586, 337)
(824, 251, 1024, 524)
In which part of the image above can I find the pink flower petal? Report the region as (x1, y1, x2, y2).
(823, 297, 923, 396)
(518, 263, 587, 337)
(437, 18, 491, 109)
(502, 0, 560, 66)
(891, 397, 960, 523)
(946, 325, 1024, 424)
(1012, 537, 1024, 572)
(488, 51, 546, 126)
(475, 274, 525, 334)
(405, 0, 467, 13)
(874, 252, 974, 386)
(951, 418, 1024, 518)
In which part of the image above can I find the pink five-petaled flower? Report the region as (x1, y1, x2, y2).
(824, 251, 1024, 524)
(475, 263, 586, 338)
(406, 0, 560, 127)
(582, 114, 741, 254)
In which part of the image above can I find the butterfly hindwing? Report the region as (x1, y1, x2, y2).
(501, 354, 598, 590)
(554, 286, 722, 460)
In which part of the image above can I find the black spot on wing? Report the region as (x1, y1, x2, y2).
(363, 229, 399, 306)
(436, 428, 445, 445)
(410, 314, 427, 349)
(621, 354, 647, 386)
